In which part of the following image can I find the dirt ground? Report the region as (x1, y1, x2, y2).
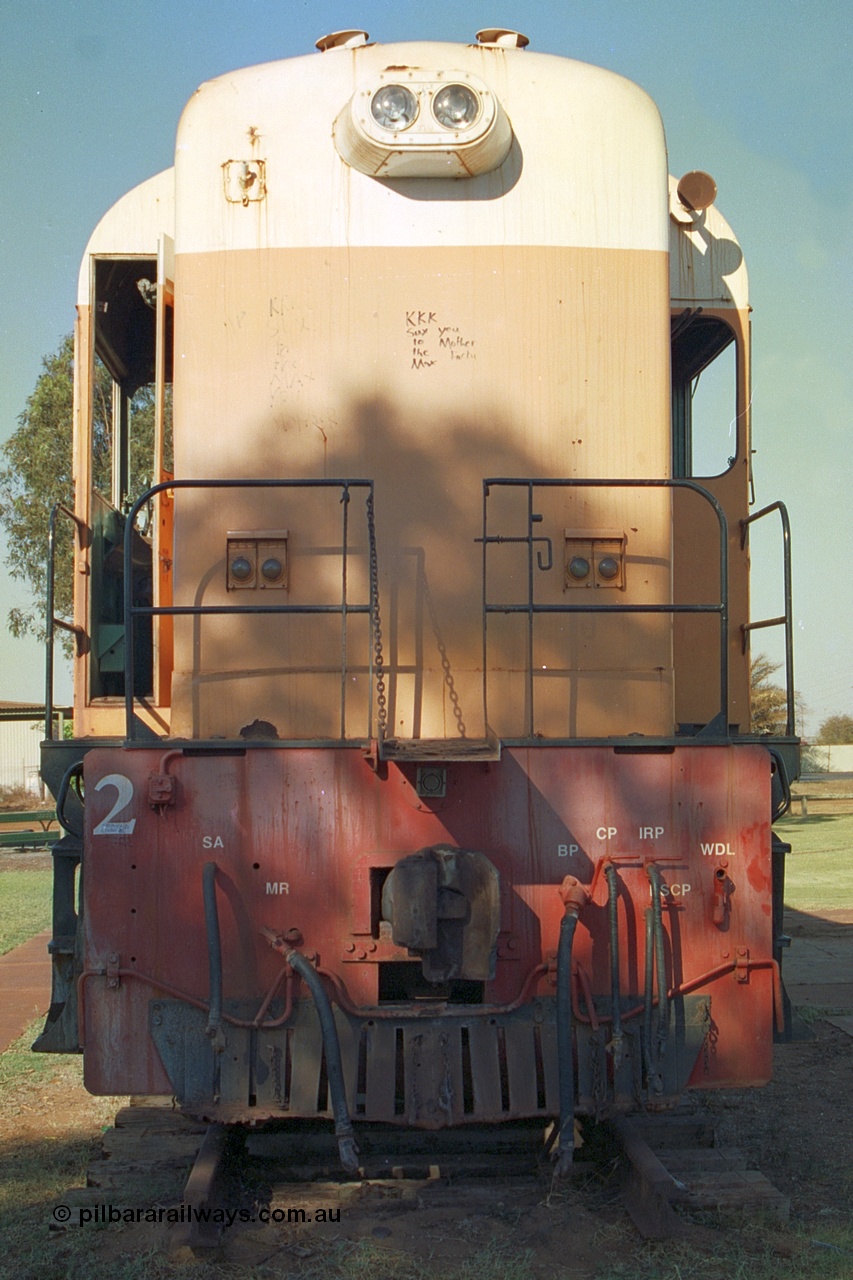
(3, 1013, 851, 1277)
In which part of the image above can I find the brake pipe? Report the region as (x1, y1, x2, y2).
(202, 862, 224, 1044)
(263, 930, 359, 1175)
(603, 863, 624, 1069)
(555, 875, 591, 1176)
(77, 952, 785, 1051)
(75, 958, 547, 1037)
(315, 962, 550, 1020)
(566, 958, 785, 1033)
(646, 863, 670, 1064)
(642, 907, 661, 1093)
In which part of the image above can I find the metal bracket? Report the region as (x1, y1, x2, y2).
(148, 772, 177, 808)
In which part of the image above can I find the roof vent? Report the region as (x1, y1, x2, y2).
(316, 30, 369, 51)
(475, 29, 529, 48)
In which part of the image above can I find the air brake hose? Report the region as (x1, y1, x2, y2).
(555, 875, 590, 1177)
(203, 876, 357, 1173)
(555, 908, 578, 1176)
(647, 864, 670, 1064)
(284, 949, 360, 1175)
(604, 863, 624, 1068)
(202, 862, 224, 1043)
(642, 907, 662, 1094)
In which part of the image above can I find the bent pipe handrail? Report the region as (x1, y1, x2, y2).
(121, 477, 376, 741)
(740, 501, 795, 736)
(55, 759, 85, 839)
(45, 500, 87, 741)
(481, 477, 730, 736)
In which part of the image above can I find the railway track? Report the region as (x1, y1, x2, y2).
(60, 1098, 789, 1249)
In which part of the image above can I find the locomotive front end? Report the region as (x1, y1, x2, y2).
(39, 28, 797, 1171)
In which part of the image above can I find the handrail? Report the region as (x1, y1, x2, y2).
(481, 478, 729, 737)
(740, 501, 795, 736)
(122, 478, 376, 741)
(44, 501, 87, 740)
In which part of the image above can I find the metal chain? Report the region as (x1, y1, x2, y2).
(422, 575, 466, 737)
(366, 490, 387, 738)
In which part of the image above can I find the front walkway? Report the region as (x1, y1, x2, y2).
(0, 929, 51, 1052)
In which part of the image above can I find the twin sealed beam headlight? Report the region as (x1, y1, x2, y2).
(335, 71, 512, 178)
(370, 84, 420, 131)
(432, 84, 481, 130)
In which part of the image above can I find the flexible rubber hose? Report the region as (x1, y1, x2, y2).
(642, 907, 661, 1092)
(286, 949, 360, 1175)
(202, 862, 223, 1038)
(604, 864, 623, 1064)
(647, 864, 669, 1061)
(555, 909, 578, 1176)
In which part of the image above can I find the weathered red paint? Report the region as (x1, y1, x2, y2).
(81, 743, 774, 1099)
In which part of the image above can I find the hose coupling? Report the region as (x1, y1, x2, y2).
(559, 875, 591, 916)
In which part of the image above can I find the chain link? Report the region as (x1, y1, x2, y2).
(366, 490, 387, 738)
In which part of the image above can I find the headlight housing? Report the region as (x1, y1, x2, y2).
(334, 70, 512, 178)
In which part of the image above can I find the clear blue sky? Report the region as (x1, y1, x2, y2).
(1, 0, 850, 734)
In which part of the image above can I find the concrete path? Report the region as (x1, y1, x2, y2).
(0, 929, 51, 1053)
(782, 908, 853, 1034)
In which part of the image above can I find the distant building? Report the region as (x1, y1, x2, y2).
(0, 702, 74, 796)
(803, 744, 853, 774)
(0, 702, 46, 795)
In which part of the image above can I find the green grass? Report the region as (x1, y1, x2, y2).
(778, 814, 853, 912)
(0, 869, 51, 955)
(0, 1023, 116, 1280)
(591, 1229, 853, 1280)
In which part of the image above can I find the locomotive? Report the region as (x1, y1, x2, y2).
(38, 28, 798, 1173)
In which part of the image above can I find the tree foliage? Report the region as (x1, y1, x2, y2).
(816, 714, 853, 745)
(750, 653, 790, 735)
(0, 334, 78, 640)
(0, 333, 160, 645)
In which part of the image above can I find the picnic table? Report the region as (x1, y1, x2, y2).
(0, 809, 60, 848)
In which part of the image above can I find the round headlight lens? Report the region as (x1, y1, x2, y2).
(598, 556, 620, 580)
(433, 84, 480, 130)
(261, 557, 284, 583)
(568, 556, 591, 580)
(370, 84, 418, 131)
(230, 556, 253, 582)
